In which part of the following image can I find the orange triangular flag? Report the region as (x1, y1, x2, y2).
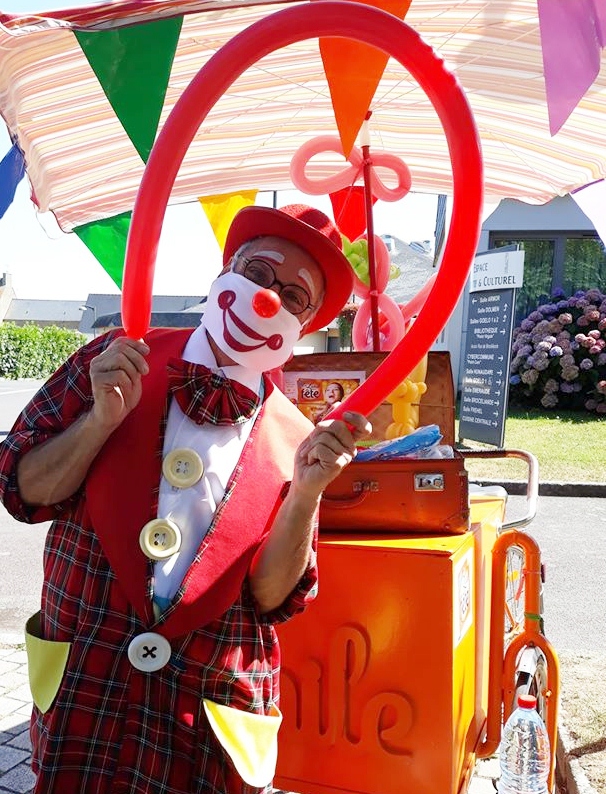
(199, 190, 258, 251)
(315, 0, 411, 156)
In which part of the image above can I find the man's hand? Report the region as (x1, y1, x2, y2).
(89, 337, 150, 430)
(292, 410, 372, 500)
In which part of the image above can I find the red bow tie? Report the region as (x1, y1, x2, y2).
(167, 357, 261, 426)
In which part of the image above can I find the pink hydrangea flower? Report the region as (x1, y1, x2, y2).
(541, 394, 559, 408)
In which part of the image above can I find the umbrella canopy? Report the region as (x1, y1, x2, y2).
(0, 0, 605, 235)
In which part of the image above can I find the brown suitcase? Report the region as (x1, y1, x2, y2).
(319, 452, 469, 535)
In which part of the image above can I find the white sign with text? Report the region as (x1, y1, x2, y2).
(470, 249, 525, 292)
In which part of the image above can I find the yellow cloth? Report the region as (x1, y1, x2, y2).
(25, 611, 71, 713)
(203, 699, 282, 787)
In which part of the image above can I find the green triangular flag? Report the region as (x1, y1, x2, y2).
(75, 16, 183, 163)
(74, 211, 132, 288)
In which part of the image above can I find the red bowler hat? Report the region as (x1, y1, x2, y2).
(223, 203, 354, 334)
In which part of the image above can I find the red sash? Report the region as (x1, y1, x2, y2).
(85, 328, 312, 638)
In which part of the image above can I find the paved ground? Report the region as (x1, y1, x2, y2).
(0, 641, 500, 794)
(0, 646, 35, 794)
(0, 379, 599, 794)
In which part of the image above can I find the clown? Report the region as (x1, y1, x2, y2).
(0, 204, 371, 794)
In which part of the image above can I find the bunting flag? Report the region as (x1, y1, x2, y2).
(0, 143, 26, 220)
(75, 16, 182, 163)
(199, 190, 258, 251)
(571, 180, 606, 247)
(315, 0, 412, 157)
(74, 211, 132, 287)
(329, 186, 377, 240)
(538, 0, 606, 135)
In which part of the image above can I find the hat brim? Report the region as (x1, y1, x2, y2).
(223, 206, 353, 334)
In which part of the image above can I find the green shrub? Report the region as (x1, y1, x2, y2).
(0, 324, 87, 379)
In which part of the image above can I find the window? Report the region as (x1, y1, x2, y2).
(490, 232, 606, 325)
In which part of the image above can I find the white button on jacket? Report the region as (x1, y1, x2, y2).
(127, 633, 172, 672)
(139, 518, 182, 560)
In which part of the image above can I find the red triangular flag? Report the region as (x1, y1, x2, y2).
(329, 186, 378, 240)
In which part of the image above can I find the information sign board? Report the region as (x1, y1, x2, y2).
(459, 288, 516, 446)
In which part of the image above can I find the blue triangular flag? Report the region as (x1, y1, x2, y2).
(0, 143, 26, 220)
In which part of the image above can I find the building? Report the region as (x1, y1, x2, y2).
(0, 274, 84, 330)
(80, 294, 206, 336)
(479, 195, 606, 325)
(445, 194, 606, 390)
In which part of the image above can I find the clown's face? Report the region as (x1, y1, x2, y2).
(202, 237, 325, 372)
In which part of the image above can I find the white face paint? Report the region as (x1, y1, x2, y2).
(201, 272, 301, 372)
(297, 267, 317, 294)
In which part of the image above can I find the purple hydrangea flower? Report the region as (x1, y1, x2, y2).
(580, 358, 594, 370)
(549, 346, 563, 357)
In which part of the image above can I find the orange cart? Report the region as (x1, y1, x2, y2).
(275, 368, 559, 794)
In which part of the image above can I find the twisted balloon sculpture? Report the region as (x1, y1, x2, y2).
(291, 132, 412, 352)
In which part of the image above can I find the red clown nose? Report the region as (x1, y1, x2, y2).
(252, 288, 281, 318)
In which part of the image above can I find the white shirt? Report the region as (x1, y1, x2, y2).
(153, 324, 263, 604)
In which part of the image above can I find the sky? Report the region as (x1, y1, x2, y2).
(0, 120, 446, 301)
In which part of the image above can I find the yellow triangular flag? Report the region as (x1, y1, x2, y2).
(199, 191, 258, 251)
(316, 0, 411, 156)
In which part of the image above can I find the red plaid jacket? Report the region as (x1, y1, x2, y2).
(0, 328, 318, 794)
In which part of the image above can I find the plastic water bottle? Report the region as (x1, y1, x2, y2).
(498, 694, 550, 793)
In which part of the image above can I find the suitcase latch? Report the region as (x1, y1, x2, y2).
(352, 480, 379, 493)
(414, 473, 445, 491)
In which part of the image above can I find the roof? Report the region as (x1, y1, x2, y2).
(1, 0, 605, 234)
(94, 309, 204, 329)
(4, 299, 86, 323)
(80, 294, 205, 333)
(383, 237, 436, 305)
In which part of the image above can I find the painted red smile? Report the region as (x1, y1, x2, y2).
(219, 290, 284, 352)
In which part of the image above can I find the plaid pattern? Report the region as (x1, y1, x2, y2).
(0, 329, 318, 794)
(167, 357, 261, 426)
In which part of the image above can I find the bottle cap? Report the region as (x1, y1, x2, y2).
(518, 694, 537, 709)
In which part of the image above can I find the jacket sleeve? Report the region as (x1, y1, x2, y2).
(0, 330, 122, 523)
(257, 514, 319, 625)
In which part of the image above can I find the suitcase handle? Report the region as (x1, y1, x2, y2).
(320, 491, 370, 510)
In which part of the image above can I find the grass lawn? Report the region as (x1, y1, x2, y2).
(456, 406, 605, 484)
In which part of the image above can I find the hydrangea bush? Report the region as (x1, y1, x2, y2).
(509, 288, 606, 414)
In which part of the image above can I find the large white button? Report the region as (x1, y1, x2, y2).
(162, 448, 204, 489)
(128, 632, 171, 672)
(139, 518, 182, 560)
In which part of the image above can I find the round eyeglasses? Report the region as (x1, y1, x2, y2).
(236, 257, 316, 316)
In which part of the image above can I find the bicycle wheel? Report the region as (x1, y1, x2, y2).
(505, 545, 525, 638)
